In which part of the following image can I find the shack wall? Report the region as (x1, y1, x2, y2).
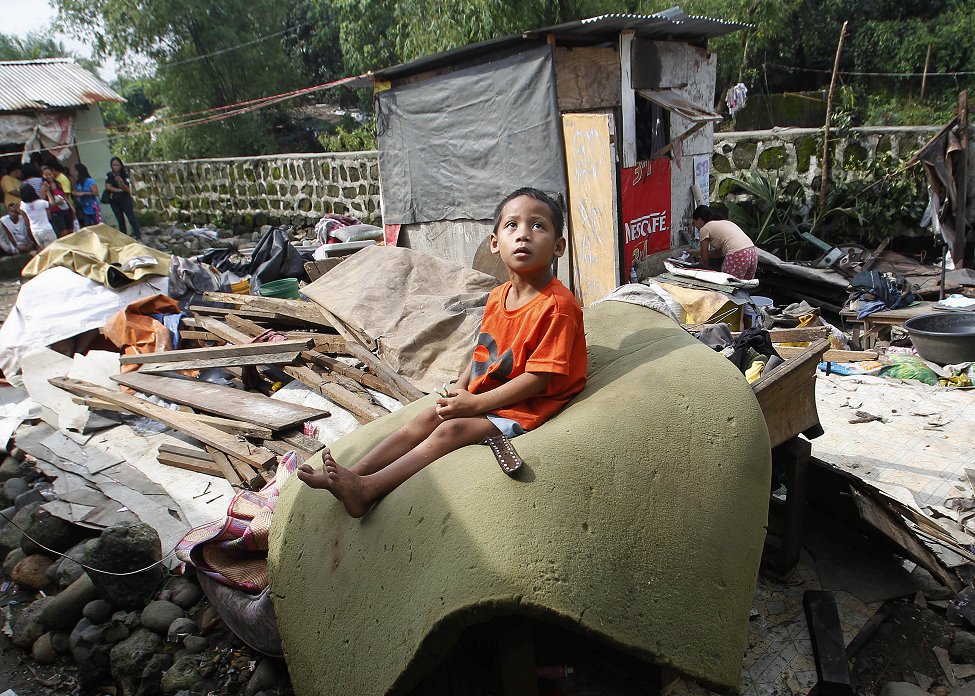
(74, 106, 113, 186)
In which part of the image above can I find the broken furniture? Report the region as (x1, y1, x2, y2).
(840, 301, 935, 349)
(269, 300, 772, 694)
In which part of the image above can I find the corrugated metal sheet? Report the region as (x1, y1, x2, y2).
(0, 59, 123, 112)
(373, 6, 750, 81)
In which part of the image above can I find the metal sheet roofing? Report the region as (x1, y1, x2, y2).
(372, 6, 750, 81)
(0, 59, 123, 112)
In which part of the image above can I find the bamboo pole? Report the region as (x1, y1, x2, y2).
(819, 21, 848, 211)
(959, 90, 970, 269)
(920, 43, 933, 101)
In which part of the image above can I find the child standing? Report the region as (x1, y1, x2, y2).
(19, 183, 57, 250)
(297, 187, 587, 517)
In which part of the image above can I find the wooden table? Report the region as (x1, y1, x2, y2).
(840, 301, 935, 349)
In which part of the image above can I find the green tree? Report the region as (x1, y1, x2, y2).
(0, 30, 99, 72)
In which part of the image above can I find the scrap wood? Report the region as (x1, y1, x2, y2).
(205, 446, 265, 489)
(776, 346, 879, 362)
(732, 326, 831, 342)
(803, 591, 853, 695)
(201, 291, 335, 328)
(196, 316, 254, 345)
(283, 365, 388, 423)
(48, 377, 276, 470)
(138, 351, 304, 373)
(157, 451, 223, 477)
(171, 409, 273, 439)
(112, 371, 328, 431)
(313, 304, 424, 404)
(849, 410, 884, 424)
(119, 338, 314, 364)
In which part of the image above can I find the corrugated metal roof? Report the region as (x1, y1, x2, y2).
(372, 6, 750, 81)
(0, 58, 123, 112)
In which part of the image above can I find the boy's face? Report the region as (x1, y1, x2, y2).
(490, 196, 565, 274)
(7, 204, 18, 219)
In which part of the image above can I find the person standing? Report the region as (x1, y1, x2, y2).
(42, 164, 74, 236)
(691, 205, 759, 281)
(19, 183, 57, 250)
(1, 164, 23, 208)
(72, 163, 101, 227)
(20, 163, 44, 197)
(105, 157, 141, 239)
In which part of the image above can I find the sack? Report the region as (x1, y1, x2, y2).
(101, 189, 111, 204)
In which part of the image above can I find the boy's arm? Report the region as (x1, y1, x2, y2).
(454, 361, 473, 391)
(436, 371, 552, 420)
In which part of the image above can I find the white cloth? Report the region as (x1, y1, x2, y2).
(593, 283, 683, 323)
(0, 214, 27, 253)
(20, 199, 56, 249)
(0, 266, 169, 385)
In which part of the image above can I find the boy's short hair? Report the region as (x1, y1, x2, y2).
(19, 183, 39, 203)
(692, 205, 714, 223)
(492, 187, 564, 237)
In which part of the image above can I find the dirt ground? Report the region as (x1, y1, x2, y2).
(0, 276, 21, 323)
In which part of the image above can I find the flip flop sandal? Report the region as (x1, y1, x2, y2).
(481, 434, 524, 475)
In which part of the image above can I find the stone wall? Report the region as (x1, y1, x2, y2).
(128, 151, 381, 230)
(710, 126, 941, 204)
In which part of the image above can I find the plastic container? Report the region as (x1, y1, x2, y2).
(258, 277, 300, 300)
(743, 295, 774, 329)
(904, 312, 975, 365)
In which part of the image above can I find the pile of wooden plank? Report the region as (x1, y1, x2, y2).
(49, 291, 425, 491)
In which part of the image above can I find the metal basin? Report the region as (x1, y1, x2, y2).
(904, 312, 975, 365)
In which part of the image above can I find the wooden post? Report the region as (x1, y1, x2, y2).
(959, 89, 970, 268)
(920, 43, 933, 101)
(620, 30, 637, 168)
(819, 21, 848, 211)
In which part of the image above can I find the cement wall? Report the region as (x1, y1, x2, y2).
(74, 106, 113, 187)
(710, 126, 941, 208)
(128, 151, 381, 229)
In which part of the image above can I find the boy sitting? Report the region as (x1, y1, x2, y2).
(297, 187, 587, 517)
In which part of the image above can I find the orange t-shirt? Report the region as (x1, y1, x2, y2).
(468, 278, 587, 430)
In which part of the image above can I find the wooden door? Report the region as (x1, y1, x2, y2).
(561, 111, 620, 306)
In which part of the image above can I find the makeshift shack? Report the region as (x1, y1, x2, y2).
(0, 59, 122, 180)
(356, 7, 746, 305)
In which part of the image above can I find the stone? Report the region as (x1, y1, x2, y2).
(11, 553, 53, 589)
(950, 630, 975, 664)
(41, 572, 99, 630)
(78, 643, 113, 694)
(168, 617, 196, 643)
(3, 547, 26, 575)
(14, 487, 45, 510)
(142, 600, 186, 633)
(880, 683, 929, 696)
(103, 618, 132, 644)
(161, 655, 202, 694)
(245, 658, 284, 696)
(0, 504, 14, 530)
(168, 576, 203, 609)
(20, 505, 84, 555)
(1, 476, 28, 504)
(51, 630, 71, 654)
(71, 617, 108, 662)
(33, 632, 57, 664)
(0, 456, 26, 483)
(56, 538, 94, 588)
(85, 523, 164, 609)
(84, 598, 114, 624)
(12, 596, 51, 647)
(183, 635, 207, 654)
(111, 628, 167, 696)
(0, 501, 37, 556)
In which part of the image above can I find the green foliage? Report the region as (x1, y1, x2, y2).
(724, 171, 806, 258)
(0, 30, 99, 72)
(318, 120, 377, 153)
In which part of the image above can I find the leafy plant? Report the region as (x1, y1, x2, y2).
(724, 171, 806, 258)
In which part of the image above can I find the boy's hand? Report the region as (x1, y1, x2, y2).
(435, 389, 481, 419)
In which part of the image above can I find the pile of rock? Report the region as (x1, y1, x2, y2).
(1, 451, 290, 696)
(139, 225, 239, 257)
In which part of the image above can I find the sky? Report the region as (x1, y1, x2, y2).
(6, 0, 118, 81)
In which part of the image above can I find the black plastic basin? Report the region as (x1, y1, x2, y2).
(904, 312, 975, 365)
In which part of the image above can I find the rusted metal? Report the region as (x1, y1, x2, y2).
(0, 58, 123, 112)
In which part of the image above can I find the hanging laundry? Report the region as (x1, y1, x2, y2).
(725, 83, 748, 116)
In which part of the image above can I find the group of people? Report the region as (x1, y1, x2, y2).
(0, 156, 141, 255)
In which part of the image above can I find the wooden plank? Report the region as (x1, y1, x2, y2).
(803, 591, 854, 695)
(498, 621, 540, 696)
(279, 429, 326, 454)
(138, 351, 302, 372)
(300, 350, 398, 397)
(730, 326, 831, 342)
(553, 46, 621, 111)
(753, 339, 829, 448)
(172, 409, 274, 439)
(179, 330, 219, 341)
(197, 317, 254, 345)
(119, 339, 313, 365)
(157, 451, 223, 477)
(158, 443, 213, 460)
(282, 365, 387, 423)
(112, 372, 328, 431)
(776, 346, 878, 362)
(201, 292, 335, 328)
(563, 111, 621, 306)
(49, 377, 276, 469)
(204, 446, 243, 487)
(312, 305, 424, 403)
(619, 30, 637, 168)
(190, 305, 277, 320)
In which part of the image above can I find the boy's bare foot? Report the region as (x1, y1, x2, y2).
(295, 452, 373, 518)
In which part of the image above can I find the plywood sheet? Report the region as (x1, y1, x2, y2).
(554, 46, 620, 111)
(562, 111, 620, 306)
(112, 372, 328, 431)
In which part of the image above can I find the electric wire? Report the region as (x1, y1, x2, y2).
(0, 508, 177, 576)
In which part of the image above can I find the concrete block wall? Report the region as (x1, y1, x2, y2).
(128, 151, 381, 229)
(710, 126, 941, 206)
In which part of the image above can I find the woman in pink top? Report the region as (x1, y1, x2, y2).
(691, 205, 758, 280)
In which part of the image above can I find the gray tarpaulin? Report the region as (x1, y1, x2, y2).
(377, 45, 566, 224)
